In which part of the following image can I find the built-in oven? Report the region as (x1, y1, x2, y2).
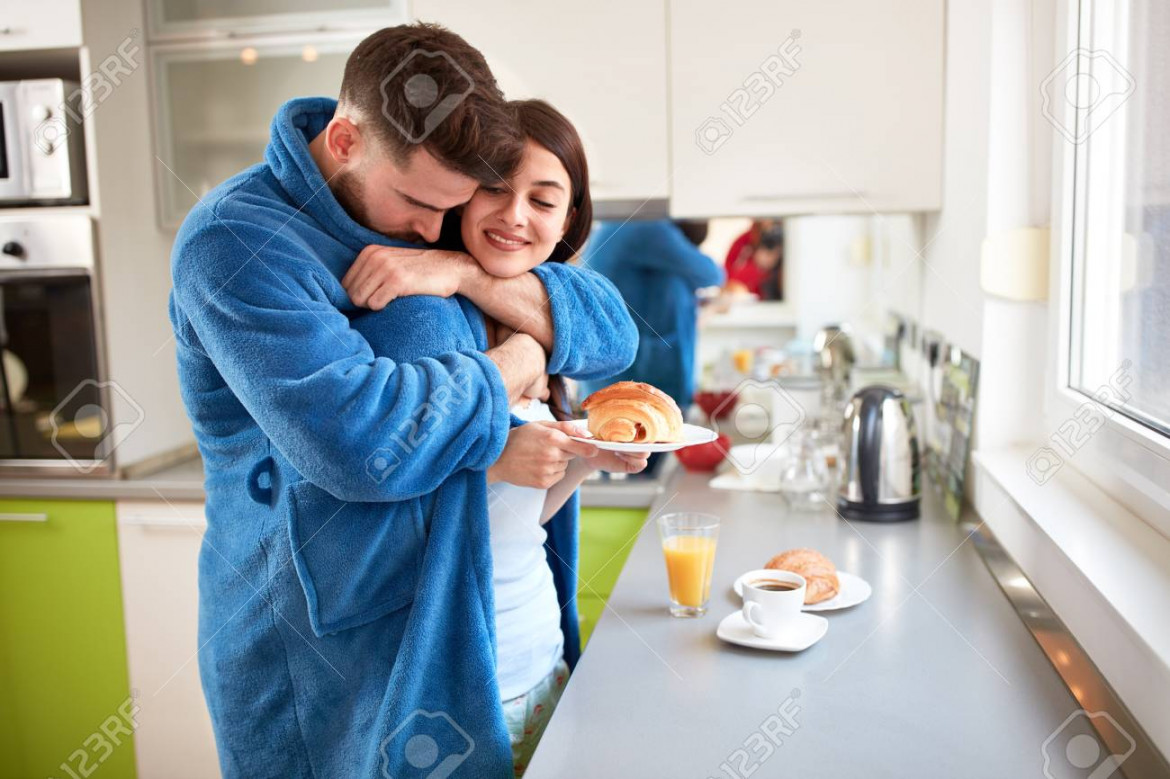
(0, 216, 112, 475)
(0, 79, 88, 205)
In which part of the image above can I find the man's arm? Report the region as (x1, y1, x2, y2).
(343, 245, 639, 381)
(172, 222, 544, 503)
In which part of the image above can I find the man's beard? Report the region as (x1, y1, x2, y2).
(330, 168, 421, 244)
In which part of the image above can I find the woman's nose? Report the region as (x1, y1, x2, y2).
(500, 194, 526, 227)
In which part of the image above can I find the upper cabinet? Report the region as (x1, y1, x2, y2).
(0, 0, 81, 51)
(412, 0, 670, 204)
(146, 0, 405, 40)
(669, 0, 944, 217)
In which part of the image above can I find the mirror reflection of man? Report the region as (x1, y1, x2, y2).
(580, 218, 724, 410)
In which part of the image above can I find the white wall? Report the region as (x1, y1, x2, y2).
(918, 0, 994, 360)
(83, 0, 195, 470)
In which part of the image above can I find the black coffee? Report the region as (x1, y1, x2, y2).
(752, 580, 799, 592)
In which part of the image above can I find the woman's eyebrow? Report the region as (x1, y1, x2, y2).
(532, 180, 565, 190)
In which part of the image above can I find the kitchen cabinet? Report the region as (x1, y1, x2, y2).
(0, 499, 136, 779)
(669, 0, 944, 217)
(0, 0, 81, 52)
(577, 507, 648, 647)
(116, 500, 220, 779)
(151, 34, 360, 227)
(412, 0, 670, 204)
(145, 0, 404, 41)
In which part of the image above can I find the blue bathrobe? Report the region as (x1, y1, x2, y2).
(168, 97, 636, 779)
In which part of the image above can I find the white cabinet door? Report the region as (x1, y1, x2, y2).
(669, 0, 944, 217)
(413, 0, 670, 203)
(151, 33, 360, 227)
(116, 500, 221, 779)
(0, 0, 81, 51)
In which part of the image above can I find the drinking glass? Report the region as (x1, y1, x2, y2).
(777, 429, 832, 511)
(656, 512, 720, 617)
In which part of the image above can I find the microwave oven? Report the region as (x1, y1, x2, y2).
(0, 79, 88, 206)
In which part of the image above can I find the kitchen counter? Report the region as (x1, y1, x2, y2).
(0, 454, 673, 508)
(525, 472, 1085, 778)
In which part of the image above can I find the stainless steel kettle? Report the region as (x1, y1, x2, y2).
(837, 385, 920, 521)
(813, 324, 856, 385)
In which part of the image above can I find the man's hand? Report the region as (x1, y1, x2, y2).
(342, 246, 475, 309)
(486, 332, 547, 406)
(488, 421, 599, 489)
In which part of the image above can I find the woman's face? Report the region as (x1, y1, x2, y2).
(461, 139, 573, 278)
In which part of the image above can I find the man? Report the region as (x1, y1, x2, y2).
(169, 24, 635, 778)
(580, 219, 724, 410)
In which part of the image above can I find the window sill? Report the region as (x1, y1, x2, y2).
(973, 446, 1170, 757)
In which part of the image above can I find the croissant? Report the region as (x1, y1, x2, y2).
(765, 548, 840, 605)
(581, 381, 684, 443)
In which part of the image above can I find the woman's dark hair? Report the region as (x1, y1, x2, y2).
(514, 100, 593, 419)
(436, 99, 593, 419)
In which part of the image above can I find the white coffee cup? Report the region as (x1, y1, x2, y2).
(741, 570, 806, 638)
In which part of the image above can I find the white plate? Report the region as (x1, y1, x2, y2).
(733, 571, 872, 612)
(716, 610, 828, 652)
(566, 420, 718, 453)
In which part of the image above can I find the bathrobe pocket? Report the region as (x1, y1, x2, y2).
(286, 480, 425, 636)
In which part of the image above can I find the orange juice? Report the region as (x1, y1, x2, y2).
(662, 535, 717, 607)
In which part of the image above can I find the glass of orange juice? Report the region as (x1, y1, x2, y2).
(657, 512, 720, 617)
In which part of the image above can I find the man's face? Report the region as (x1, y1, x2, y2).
(332, 144, 478, 244)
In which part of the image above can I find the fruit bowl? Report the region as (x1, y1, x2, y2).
(694, 390, 738, 420)
(674, 433, 730, 472)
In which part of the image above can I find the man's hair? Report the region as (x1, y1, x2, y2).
(339, 23, 522, 183)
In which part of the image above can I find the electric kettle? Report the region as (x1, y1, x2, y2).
(837, 385, 920, 521)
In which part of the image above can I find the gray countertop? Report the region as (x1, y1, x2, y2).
(526, 472, 1082, 778)
(0, 454, 672, 508)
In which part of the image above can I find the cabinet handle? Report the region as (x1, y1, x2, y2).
(120, 515, 205, 529)
(740, 191, 867, 202)
(0, 512, 48, 522)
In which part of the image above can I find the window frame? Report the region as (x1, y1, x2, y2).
(1047, 0, 1170, 538)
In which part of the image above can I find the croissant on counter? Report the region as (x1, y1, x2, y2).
(765, 548, 840, 605)
(581, 381, 683, 444)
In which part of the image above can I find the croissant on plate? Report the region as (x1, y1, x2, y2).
(765, 548, 840, 605)
(581, 381, 684, 444)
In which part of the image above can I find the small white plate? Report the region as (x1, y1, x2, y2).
(733, 571, 872, 612)
(716, 610, 828, 652)
(566, 420, 718, 453)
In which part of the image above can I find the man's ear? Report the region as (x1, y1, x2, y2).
(324, 116, 363, 164)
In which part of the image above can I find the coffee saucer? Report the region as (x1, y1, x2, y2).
(716, 611, 828, 652)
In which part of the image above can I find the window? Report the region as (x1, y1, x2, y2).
(1067, 0, 1170, 438)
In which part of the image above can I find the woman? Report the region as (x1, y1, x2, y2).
(344, 99, 646, 776)
(724, 218, 783, 297)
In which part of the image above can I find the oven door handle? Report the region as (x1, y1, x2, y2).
(0, 512, 48, 522)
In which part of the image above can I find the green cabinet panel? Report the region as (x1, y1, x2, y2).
(577, 507, 648, 649)
(0, 499, 136, 779)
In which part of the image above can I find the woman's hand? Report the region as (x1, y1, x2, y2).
(584, 448, 651, 475)
(342, 246, 477, 309)
(488, 421, 599, 489)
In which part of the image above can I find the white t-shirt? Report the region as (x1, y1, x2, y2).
(489, 399, 565, 700)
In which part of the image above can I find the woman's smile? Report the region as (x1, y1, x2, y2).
(484, 228, 532, 251)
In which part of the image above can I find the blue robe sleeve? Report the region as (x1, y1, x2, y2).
(629, 223, 726, 291)
(171, 221, 511, 502)
(530, 262, 638, 381)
